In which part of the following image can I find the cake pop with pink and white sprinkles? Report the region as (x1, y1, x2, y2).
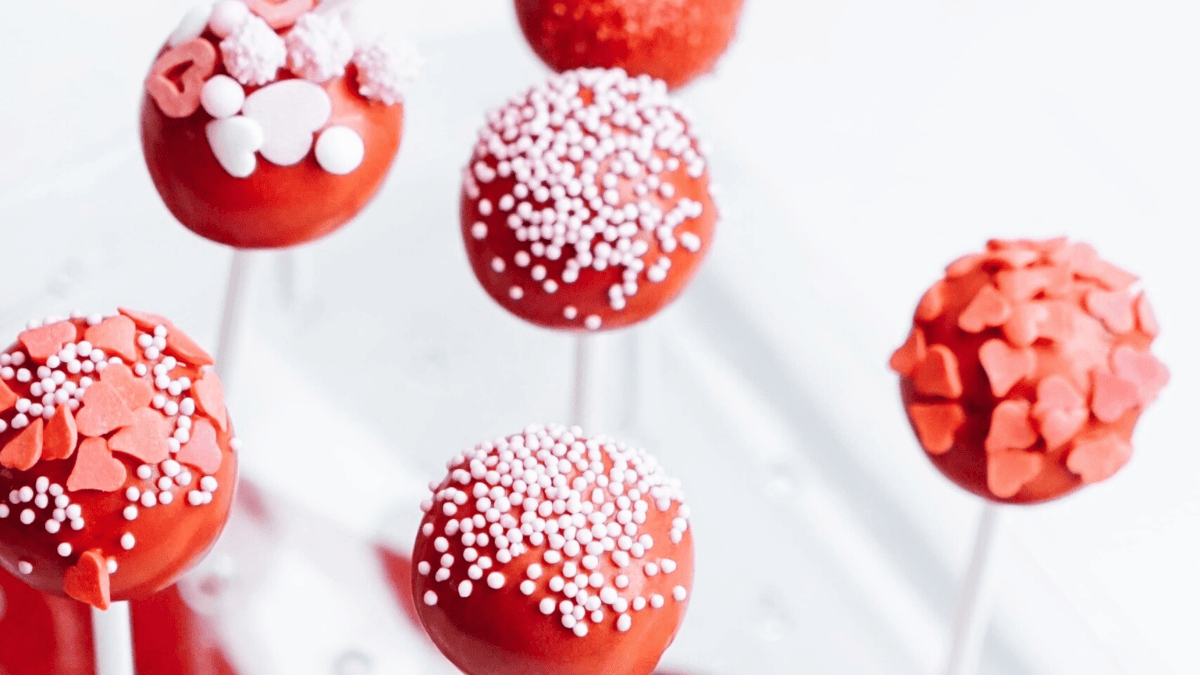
(412, 423, 694, 675)
(461, 68, 718, 332)
(0, 310, 239, 610)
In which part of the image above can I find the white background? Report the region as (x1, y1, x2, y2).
(1, 0, 1198, 673)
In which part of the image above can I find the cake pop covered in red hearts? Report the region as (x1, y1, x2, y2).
(0, 310, 239, 609)
(890, 238, 1168, 504)
(514, 0, 745, 89)
(413, 424, 694, 675)
(462, 68, 718, 332)
(141, 1, 420, 249)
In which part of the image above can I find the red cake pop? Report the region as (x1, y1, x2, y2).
(412, 424, 694, 675)
(890, 238, 1168, 504)
(141, 1, 418, 249)
(514, 0, 745, 89)
(462, 68, 718, 332)
(0, 310, 239, 609)
(0, 567, 240, 675)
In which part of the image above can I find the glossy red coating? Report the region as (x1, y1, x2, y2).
(514, 0, 745, 89)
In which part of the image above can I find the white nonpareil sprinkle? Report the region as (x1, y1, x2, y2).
(416, 424, 690, 638)
(424, 590, 438, 606)
(121, 533, 136, 550)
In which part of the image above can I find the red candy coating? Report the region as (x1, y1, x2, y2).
(0, 313, 238, 608)
(462, 68, 718, 332)
(891, 239, 1167, 504)
(514, 0, 745, 89)
(413, 424, 694, 675)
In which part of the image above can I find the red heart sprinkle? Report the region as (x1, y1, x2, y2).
(63, 549, 111, 610)
(118, 308, 170, 332)
(957, 284, 1012, 334)
(75, 382, 135, 438)
(984, 247, 1040, 269)
(244, 0, 314, 28)
(1111, 346, 1169, 405)
(913, 345, 963, 399)
(1135, 293, 1159, 338)
(145, 38, 217, 119)
(915, 279, 947, 322)
(978, 339, 1034, 397)
(984, 400, 1038, 453)
(890, 327, 927, 376)
(0, 419, 43, 471)
(108, 408, 172, 464)
(100, 363, 155, 411)
(0, 378, 17, 412)
(177, 418, 223, 475)
(84, 316, 138, 363)
(907, 403, 965, 455)
(18, 322, 79, 362)
(987, 449, 1043, 499)
(1090, 370, 1140, 423)
(1002, 302, 1048, 348)
(193, 371, 228, 432)
(1084, 289, 1135, 334)
(945, 253, 984, 278)
(42, 407, 79, 461)
(1031, 375, 1088, 449)
(67, 438, 128, 493)
(1066, 433, 1132, 484)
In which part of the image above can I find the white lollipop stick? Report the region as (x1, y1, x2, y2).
(944, 503, 1003, 675)
(277, 249, 318, 310)
(92, 602, 136, 675)
(215, 250, 254, 385)
(569, 335, 591, 428)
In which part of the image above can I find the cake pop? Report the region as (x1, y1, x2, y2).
(412, 424, 694, 675)
(514, 0, 745, 89)
(140, 1, 418, 249)
(462, 68, 718, 332)
(890, 238, 1168, 503)
(0, 310, 239, 610)
(0, 567, 241, 675)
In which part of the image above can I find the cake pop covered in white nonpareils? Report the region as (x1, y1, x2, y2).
(461, 68, 719, 332)
(412, 424, 694, 675)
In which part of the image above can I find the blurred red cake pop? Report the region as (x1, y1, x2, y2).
(514, 0, 745, 89)
(0, 310, 239, 609)
(890, 238, 1168, 503)
(412, 424, 694, 675)
(140, 1, 419, 248)
(462, 68, 718, 332)
(0, 567, 240, 675)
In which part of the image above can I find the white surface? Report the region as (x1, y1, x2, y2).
(1, 0, 1198, 673)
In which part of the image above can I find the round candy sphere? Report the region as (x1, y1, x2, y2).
(514, 0, 745, 89)
(462, 68, 718, 332)
(0, 310, 239, 609)
(140, 1, 416, 249)
(412, 424, 695, 675)
(890, 238, 1168, 504)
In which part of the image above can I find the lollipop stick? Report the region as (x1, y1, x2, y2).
(944, 503, 1003, 675)
(569, 335, 591, 428)
(215, 250, 253, 384)
(92, 602, 136, 675)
